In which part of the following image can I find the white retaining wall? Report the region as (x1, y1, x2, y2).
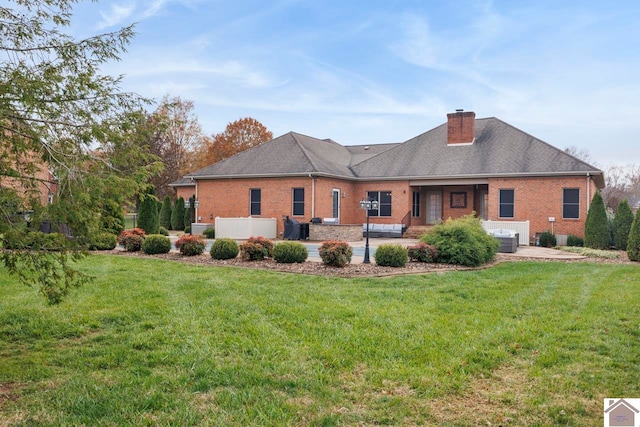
(214, 217, 277, 239)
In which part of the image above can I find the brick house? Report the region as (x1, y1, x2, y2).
(171, 111, 604, 241)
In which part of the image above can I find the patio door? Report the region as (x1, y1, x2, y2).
(426, 191, 442, 225)
(332, 189, 340, 222)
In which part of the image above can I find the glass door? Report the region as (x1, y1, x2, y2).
(426, 191, 442, 225)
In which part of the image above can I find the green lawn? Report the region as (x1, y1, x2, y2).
(1, 256, 639, 426)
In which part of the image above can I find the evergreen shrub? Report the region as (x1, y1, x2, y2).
(613, 199, 634, 250)
(584, 191, 610, 249)
(319, 240, 352, 267)
(89, 232, 117, 250)
(171, 197, 185, 231)
(142, 234, 171, 254)
(374, 244, 408, 267)
(273, 241, 308, 263)
(539, 231, 557, 248)
(203, 227, 215, 239)
(210, 238, 239, 260)
(159, 196, 172, 230)
(175, 234, 205, 256)
(239, 236, 274, 261)
(627, 209, 640, 262)
(158, 226, 169, 236)
(137, 189, 159, 234)
(421, 215, 499, 267)
(566, 235, 584, 247)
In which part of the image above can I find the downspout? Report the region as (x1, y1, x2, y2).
(310, 174, 315, 218)
(586, 173, 590, 211)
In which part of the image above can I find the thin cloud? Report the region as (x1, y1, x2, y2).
(96, 3, 135, 30)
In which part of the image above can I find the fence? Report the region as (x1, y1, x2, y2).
(214, 217, 277, 239)
(481, 220, 530, 246)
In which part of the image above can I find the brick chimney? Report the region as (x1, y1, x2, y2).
(447, 110, 476, 145)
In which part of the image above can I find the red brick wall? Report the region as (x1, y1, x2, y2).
(190, 175, 598, 238)
(487, 176, 598, 238)
(442, 186, 475, 219)
(447, 111, 476, 144)
(192, 177, 413, 236)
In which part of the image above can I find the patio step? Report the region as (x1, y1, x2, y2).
(403, 225, 433, 239)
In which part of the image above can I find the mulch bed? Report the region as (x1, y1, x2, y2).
(102, 248, 636, 278)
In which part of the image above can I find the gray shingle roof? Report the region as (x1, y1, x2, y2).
(189, 132, 360, 178)
(351, 117, 602, 179)
(187, 117, 603, 185)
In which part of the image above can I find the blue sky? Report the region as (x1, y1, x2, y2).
(72, 0, 640, 166)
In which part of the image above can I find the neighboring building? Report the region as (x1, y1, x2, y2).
(172, 111, 604, 240)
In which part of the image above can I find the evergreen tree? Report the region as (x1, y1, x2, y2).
(627, 208, 640, 262)
(613, 199, 634, 250)
(584, 191, 610, 249)
(137, 188, 159, 234)
(183, 194, 195, 231)
(159, 196, 172, 230)
(171, 197, 186, 231)
(101, 197, 125, 235)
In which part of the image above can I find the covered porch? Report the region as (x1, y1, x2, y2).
(407, 179, 489, 228)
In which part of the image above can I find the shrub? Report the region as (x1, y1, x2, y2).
(539, 231, 557, 248)
(374, 244, 408, 267)
(88, 232, 117, 250)
(158, 226, 169, 236)
(138, 189, 159, 234)
(210, 238, 239, 260)
(613, 199, 634, 250)
(627, 208, 640, 262)
(159, 196, 173, 230)
(407, 242, 438, 263)
(175, 234, 205, 256)
(101, 197, 125, 235)
(203, 227, 216, 239)
(2, 230, 68, 251)
(273, 241, 308, 263)
(184, 225, 191, 234)
(171, 197, 185, 231)
(239, 236, 274, 261)
(584, 191, 610, 249)
(319, 240, 352, 267)
(142, 234, 171, 254)
(421, 215, 499, 267)
(566, 235, 584, 247)
(117, 228, 146, 252)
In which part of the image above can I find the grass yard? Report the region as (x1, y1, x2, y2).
(1, 256, 639, 426)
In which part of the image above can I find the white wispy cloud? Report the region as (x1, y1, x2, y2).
(96, 3, 136, 30)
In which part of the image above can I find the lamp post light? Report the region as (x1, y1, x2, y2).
(359, 198, 379, 264)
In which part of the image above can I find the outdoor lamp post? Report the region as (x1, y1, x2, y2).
(359, 198, 379, 264)
(184, 197, 199, 235)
